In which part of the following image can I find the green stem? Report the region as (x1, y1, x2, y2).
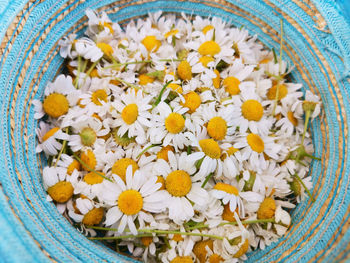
(74, 56, 82, 89)
(187, 145, 192, 155)
(136, 144, 161, 159)
(201, 173, 214, 188)
(88, 233, 153, 240)
(152, 80, 173, 108)
(186, 218, 278, 230)
(301, 110, 311, 145)
(195, 157, 204, 170)
(294, 173, 315, 202)
(139, 229, 224, 240)
(86, 226, 223, 240)
(53, 128, 69, 168)
(272, 48, 278, 64)
(73, 153, 112, 182)
(85, 61, 99, 78)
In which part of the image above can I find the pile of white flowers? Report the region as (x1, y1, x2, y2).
(34, 10, 321, 263)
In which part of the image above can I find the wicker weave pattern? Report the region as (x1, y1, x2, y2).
(0, 0, 349, 262)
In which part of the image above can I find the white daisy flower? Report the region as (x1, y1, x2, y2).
(185, 128, 223, 180)
(43, 166, 79, 213)
(68, 117, 108, 152)
(153, 151, 209, 224)
(275, 104, 303, 137)
(36, 122, 70, 156)
(68, 197, 104, 227)
(230, 86, 274, 135)
(104, 166, 168, 234)
(75, 37, 103, 62)
(148, 101, 189, 150)
(111, 89, 152, 144)
(33, 74, 79, 119)
(58, 33, 77, 59)
(234, 132, 282, 170)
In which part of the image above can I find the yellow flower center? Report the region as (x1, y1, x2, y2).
(47, 181, 74, 203)
(193, 240, 213, 263)
(287, 111, 298, 126)
(142, 35, 161, 52)
(112, 158, 139, 182)
(257, 197, 276, 219)
(267, 84, 288, 100)
(165, 113, 185, 134)
(42, 127, 60, 142)
(209, 254, 224, 263)
(165, 170, 192, 197)
(177, 60, 192, 80)
(233, 238, 249, 258)
(199, 55, 214, 67)
(96, 42, 114, 57)
(43, 93, 69, 118)
(227, 146, 239, 156)
(221, 146, 239, 160)
(168, 83, 183, 94)
(90, 69, 100, 78)
(170, 256, 193, 263)
(83, 172, 104, 185)
(247, 133, 265, 153)
(214, 182, 239, 195)
(110, 79, 121, 86)
(212, 69, 221, 89)
(139, 74, 155, 85)
(241, 100, 264, 121)
(80, 149, 97, 171)
(207, 117, 227, 140)
(223, 76, 240, 95)
(181, 91, 201, 113)
(141, 236, 153, 247)
(259, 57, 271, 64)
(67, 160, 81, 175)
(80, 127, 97, 146)
(156, 176, 166, 190)
(222, 203, 238, 222)
(99, 21, 114, 34)
(199, 139, 221, 159)
(171, 234, 184, 242)
(157, 145, 175, 162)
(164, 29, 179, 38)
(198, 41, 221, 56)
(202, 25, 214, 34)
(121, 103, 138, 125)
(118, 190, 143, 215)
(82, 207, 104, 226)
(91, 89, 108, 105)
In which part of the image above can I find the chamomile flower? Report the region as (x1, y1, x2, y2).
(197, 102, 236, 141)
(68, 197, 104, 226)
(43, 166, 79, 214)
(234, 132, 282, 170)
(275, 105, 303, 136)
(153, 151, 209, 223)
(36, 122, 70, 156)
(111, 89, 152, 144)
(104, 166, 167, 234)
(75, 37, 103, 62)
(148, 102, 189, 149)
(33, 74, 79, 119)
(185, 128, 223, 180)
(230, 86, 273, 135)
(58, 33, 77, 59)
(68, 117, 108, 152)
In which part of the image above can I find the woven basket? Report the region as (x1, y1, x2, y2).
(0, 0, 349, 262)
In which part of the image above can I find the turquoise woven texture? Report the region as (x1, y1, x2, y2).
(0, 0, 349, 262)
